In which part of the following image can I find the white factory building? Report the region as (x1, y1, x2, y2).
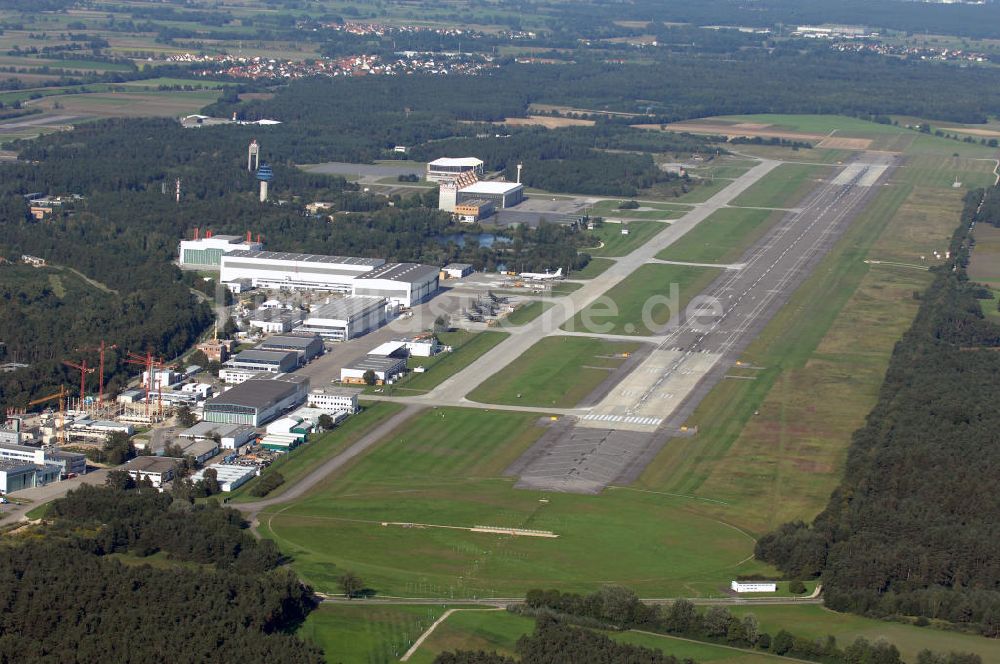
(425, 157, 484, 183)
(456, 180, 524, 210)
(178, 234, 263, 269)
(191, 463, 257, 492)
(220, 250, 385, 292)
(351, 263, 440, 308)
(307, 386, 362, 414)
(298, 296, 387, 341)
(730, 580, 777, 593)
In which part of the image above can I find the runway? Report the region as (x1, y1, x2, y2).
(512, 152, 897, 492)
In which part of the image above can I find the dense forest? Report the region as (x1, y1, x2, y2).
(0, 483, 322, 662)
(756, 187, 1000, 635)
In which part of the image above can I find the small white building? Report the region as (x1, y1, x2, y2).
(731, 580, 777, 593)
(191, 463, 257, 492)
(249, 309, 303, 334)
(442, 263, 473, 279)
(218, 368, 264, 385)
(307, 386, 361, 414)
(179, 382, 214, 399)
(123, 456, 182, 488)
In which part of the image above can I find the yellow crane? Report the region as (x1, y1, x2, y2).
(28, 385, 67, 446)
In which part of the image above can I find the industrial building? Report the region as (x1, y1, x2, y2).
(351, 263, 439, 308)
(249, 309, 303, 334)
(307, 386, 361, 413)
(0, 460, 61, 493)
(218, 368, 264, 385)
(442, 263, 473, 279)
(220, 250, 384, 292)
(178, 421, 257, 450)
(196, 338, 234, 363)
(341, 355, 407, 385)
(202, 374, 309, 427)
(178, 234, 263, 269)
(298, 296, 387, 341)
(173, 438, 220, 465)
(123, 456, 182, 488)
(425, 157, 484, 183)
(453, 199, 495, 223)
(256, 333, 324, 364)
(46, 450, 87, 477)
(191, 464, 257, 492)
(456, 180, 524, 209)
(226, 349, 299, 374)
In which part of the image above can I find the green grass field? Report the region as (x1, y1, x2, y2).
(727, 605, 1000, 663)
(730, 163, 832, 209)
(570, 257, 614, 279)
(228, 402, 404, 503)
(588, 220, 666, 257)
(656, 208, 781, 264)
(259, 407, 774, 599)
(373, 331, 508, 396)
(300, 604, 448, 664)
(567, 263, 721, 336)
(467, 336, 640, 407)
(504, 300, 554, 326)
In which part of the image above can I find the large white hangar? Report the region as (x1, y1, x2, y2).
(298, 296, 388, 341)
(351, 263, 440, 308)
(220, 250, 384, 292)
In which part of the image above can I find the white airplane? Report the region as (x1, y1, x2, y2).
(519, 267, 564, 281)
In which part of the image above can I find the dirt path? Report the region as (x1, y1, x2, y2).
(400, 608, 504, 661)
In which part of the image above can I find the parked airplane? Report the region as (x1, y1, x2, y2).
(519, 267, 563, 281)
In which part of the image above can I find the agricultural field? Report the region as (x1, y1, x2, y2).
(587, 220, 666, 257)
(227, 402, 405, 503)
(727, 606, 1000, 663)
(468, 336, 640, 407)
(635, 153, 986, 536)
(376, 331, 509, 396)
(730, 163, 833, 209)
(567, 263, 721, 336)
(656, 208, 782, 264)
(258, 407, 775, 599)
(31, 89, 223, 118)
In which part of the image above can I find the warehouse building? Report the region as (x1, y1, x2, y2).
(257, 333, 324, 364)
(178, 421, 257, 450)
(220, 250, 384, 292)
(442, 263, 473, 279)
(203, 374, 309, 427)
(352, 263, 439, 308)
(227, 349, 298, 374)
(426, 157, 484, 183)
(0, 460, 61, 493)
(191, 464, 257, 492)
(456, 180, 524, 209)
(341, 355, 407, 385)
(178, 235, 263, 269)
(307, 386, 362, 414)
(298, 296, 387, 341)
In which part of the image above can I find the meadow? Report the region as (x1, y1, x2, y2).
(566, 263, 721, 336)
(587, 220, 667, 257)
(300, 604, 449, 664)
(569, 257, 614, 279)
(259, 407, 775, 599)
(467, 336, 640, 407)
(656, 208, 782, 264)
(503, 300, 554, 326)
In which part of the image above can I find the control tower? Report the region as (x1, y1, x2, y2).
(257, 162, 273, 202)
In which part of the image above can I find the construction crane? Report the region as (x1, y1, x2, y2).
(75, 341, 117, 408)
(28, 386, 67, 446)
(62, 358, 94, 405)
(125, 350, 176, 419)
